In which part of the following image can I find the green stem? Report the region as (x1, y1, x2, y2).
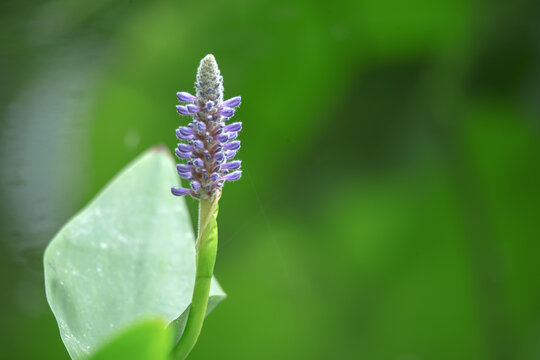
(173, 197, 219, 360)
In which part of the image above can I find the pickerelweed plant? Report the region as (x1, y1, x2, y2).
(43, 54, 240, 360)
(172, 54, 242, 199)
(171, 54, 242, 359)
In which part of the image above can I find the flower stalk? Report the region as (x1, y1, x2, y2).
(173, 196, 219, 360)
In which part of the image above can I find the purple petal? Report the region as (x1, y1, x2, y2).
(177, 92, 198, 103)
(178, 172, 191, 179)
(214, 152, 225, 162)
(223, 141, 240, 150)
(225, 150, 237, 159)
(175, 149, 192, 159)
(171, 187, 192, 196)
(210, 173, 219, 182)
(190, 181, 201, 191)
(216, 134, 229, 143)
(224, 122, 242, 132)
(223, 171, 242, 181)
(176, 105, 190, 115)
(177, 144, 193, 153)
(222, 96, 241, 108)
(192, 140, 204, 149)
(219, 107, 235, 117)
(228, 132, 238, 140)
(205, 101, 214, 111)
(186, 104, 200, 114)
(176, 129, 193, 140)
(193, 158, 204, 168)
(196, 122, 206, 131)
(222, 160, 241, 170)
(179, 127, 193, 136)
(177, 164, 193, 173)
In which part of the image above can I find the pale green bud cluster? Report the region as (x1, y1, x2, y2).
(195, 55, 224, 104)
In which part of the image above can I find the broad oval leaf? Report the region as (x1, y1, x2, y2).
(44, 147, 225, 359)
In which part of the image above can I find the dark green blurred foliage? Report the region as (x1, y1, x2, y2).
(1, 0, 539, 359)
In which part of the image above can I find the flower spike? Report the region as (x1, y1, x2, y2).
(172, 54, 243, 199)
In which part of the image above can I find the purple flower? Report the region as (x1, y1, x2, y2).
(178, 126, 193, 136)
(223, 141, 240, 151)
(176, 105, 190, 115)
(222, 96, 241, 108)
(223, 171, 242, 181)
(221, 160, 241, 170)
(175, 148, 192, 159)
(214, 152, 224, 162)
(224, 150, 237, 159)
(196, 122, 206, 131)
(177, 164, 193, 173)
(190, 181, 201, 191)
(172, 54, 243, 199)
(224, 122, 242, 132)
(171, 187, 192, 196)
(177, 92, 198, 103)
(219, 107, 235, 117)
(177, 144, 193, 153)
(193, 158, 204, 168)
(205, 101, 214, 111)
(186, 104, 200, 114)
(216, 134, 229, 143)
(176, 129, 193, 140)
(192, 140, 204, 149)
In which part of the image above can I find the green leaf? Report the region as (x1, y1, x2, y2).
(44, 147, 226, 359)
(89, 318, 172, 360)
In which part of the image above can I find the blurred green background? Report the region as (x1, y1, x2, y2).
(1, 0, 540, 359)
